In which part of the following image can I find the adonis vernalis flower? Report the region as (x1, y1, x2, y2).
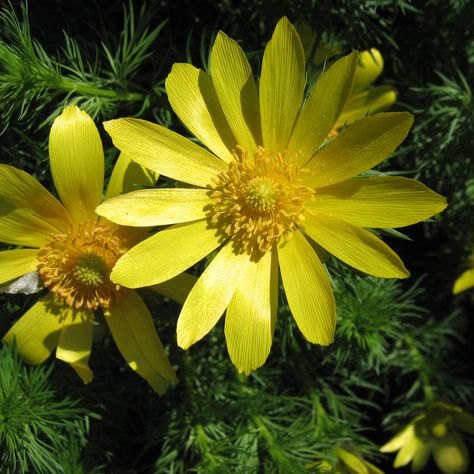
(381, 402, 474, 473)
(97, 18, 446, 374)
(0, 105, 192, 393)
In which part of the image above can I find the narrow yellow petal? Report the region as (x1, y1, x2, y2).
(111, 219, 222, 288)
(336, 448, 369, 474)
(97, 188, 212, 227)
(260, 17, 305, 152)
(336, 85, 398, 127)
(150, 272, 197, 305)
(380, 425, 416, 453)
(310, 176, 447, 228)
(210, 31, 261, 154)
(104, 118, 227, 187)
(225, 249, 278, 374)
(433, 432, 469, 473)
(411, 444, 430, 472)
(304, 213, 409, 279)
(166, 63, 236, 163)
(303, 112, 414, 188)
(56, 314, 94, 384)
(105, 152, 158, 200)
(0, 249, 38, 285)
(453, 269, 474, 294)
(105, 291, 176, 394)
(0, 164, 71, 247)
(288, 52, 358, 167)
(393, 435, 422, 468)
(3, 294, 66, 364)
(277, 230, 335, 345)
(177, 242, 250, 349)
(49, 105, 104, 223)
(352, 49, 384, 94)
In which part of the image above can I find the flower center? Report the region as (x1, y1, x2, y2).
(209, 146, 314, 256)
(244, 177, 278, 213)
(37, 222, 128, 309)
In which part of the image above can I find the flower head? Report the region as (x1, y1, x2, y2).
(0, 105, 191, 393)
(97, 18, 446, 374)
(380, 402, 474, 473)
(313, 446, 384, 474)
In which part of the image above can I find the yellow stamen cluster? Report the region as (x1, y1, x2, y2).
(37, 222, 128, 309)
(209, 146, 315, 256)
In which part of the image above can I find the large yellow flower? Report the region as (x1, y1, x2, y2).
(0, 105, 191, 393)
(96, 18, 446, 374)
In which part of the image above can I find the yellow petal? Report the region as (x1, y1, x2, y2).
(225, 249, 278, 374)
(104, 291, 176, 394)
(177, 242, 250, 349)
(105, 152, 158, 200)
(288, 52, 358, 167)
(453, 269, 474, 294)
(303, 112, 414, 188)
(380, 424, 416, 453)
(104, 118, 227, 187)
(352, 49, 384, 95)
(166, 63, 236, 163)
(305, 212, 409, 279)
(49, 105, 104, 223)
(0, 164, 71, 247)
(433, 431, 469, 474)
(393, 434, 423, 468)
(411, 444, 430, 472)
(0, 249, 38, 285)
(56, 313, 94, 384)
(150, 272, 197, 305)
(111, 219, 222, 288)
(311, 176, 447, 228)
(260, 17, 305, 152)
(3, 294, 66, 364)
(210, 31, 261, 154)
(336, 448, 369, 474)
(336, 85, 398, 127)
(97, 188, 212, 227)
(277, 230, 335, 345)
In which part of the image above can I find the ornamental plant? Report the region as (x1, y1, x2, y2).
(97, 17, 446, 374)
(0, 105, 193, 393)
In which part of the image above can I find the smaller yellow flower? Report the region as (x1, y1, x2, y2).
(453, 254, 474, 294)
(380, 402, 474, 473)
(297, 22, 397, 132)
(0, 105, 193, 393)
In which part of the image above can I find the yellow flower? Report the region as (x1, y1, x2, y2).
(453, 254, 474, 294)
(297, 22, 397, 132)
(380, 402, 474, 473)
(96, 18, 446, 374)
(0, 105, 193, 393)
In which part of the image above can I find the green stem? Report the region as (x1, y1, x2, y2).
(404, 335, 435, 403)
(57, 76, 144, 101)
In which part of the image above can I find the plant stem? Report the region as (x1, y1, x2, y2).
(404, 335, 435, 403)
(58, 76, 144, 101)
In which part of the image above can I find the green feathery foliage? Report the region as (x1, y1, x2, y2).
(0, 344, 94, 474)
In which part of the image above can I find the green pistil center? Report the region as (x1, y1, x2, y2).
(244, 177, 278, 213)
(73, 253, 107, 287)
